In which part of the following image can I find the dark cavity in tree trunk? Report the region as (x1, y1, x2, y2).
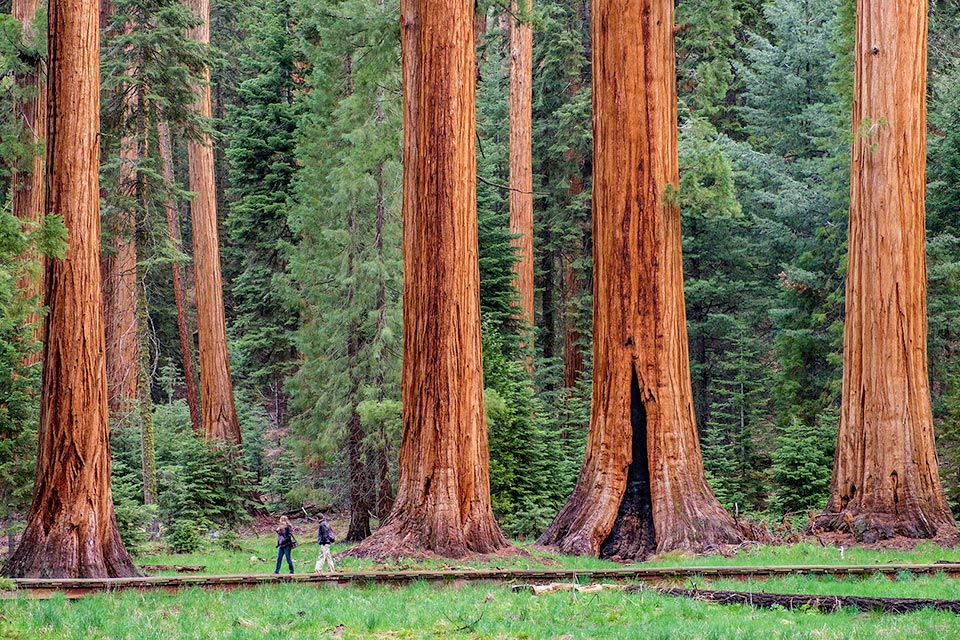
(600, 371, 656, 560)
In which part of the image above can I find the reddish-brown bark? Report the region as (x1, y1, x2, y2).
(102, 66, 139, 428)
(508, 0, 535, 339)
(158, 120, 202, 436)
(538, 0, 740, 560)
(186, 0, 241, 445)
(11, 0, 46, 366)
(814, 0, 956, 542)
(6, 0, 136, 578)
(351, 0, 506, 558)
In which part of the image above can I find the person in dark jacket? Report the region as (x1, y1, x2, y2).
(274, 515, 295, 574)
(314, 514, 336, 573)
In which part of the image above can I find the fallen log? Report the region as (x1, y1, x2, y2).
(626, 586, 960, 615)
(512, 583, 618, 595)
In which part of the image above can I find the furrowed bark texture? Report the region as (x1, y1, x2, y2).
(12, 0, 46, 365)
(352, 0, 506, 558)
(508, 0, 535, 336)
(158, 120, 202, 436)
(815, 0, 955, 541)
(6, 0, 136, 578)
(538, 0, 740, 560)
(186, 0, 241, 445)
(103, 62, 139, 428)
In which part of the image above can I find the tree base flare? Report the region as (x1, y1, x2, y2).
(344, 510, 511, 561)
(813, 509, 958, 544)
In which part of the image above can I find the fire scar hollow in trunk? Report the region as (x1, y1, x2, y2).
(537, 0, 741, 561)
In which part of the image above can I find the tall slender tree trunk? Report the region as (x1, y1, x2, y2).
(102, 65, 139, 429)
(186, 0, 241, 445)
(508, 0, 535, 343)
(814, 0, 956, 542)
(538, 0, 740, 560)
(6, 0, 136, 578)
(373, 159, 395, 520)
(12, 0, 46, 366)
(158, 120, 202, 436)
(352, 0, 506, 558)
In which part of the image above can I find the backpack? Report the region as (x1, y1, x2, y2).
(318, 522, 335, 545)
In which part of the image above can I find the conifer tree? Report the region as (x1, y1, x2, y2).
(815, 0, 956, 541)
(350, 0, 506, 557)
(729, 0, 849, 516)
(224, 0, 301, 433)
(290, 0, 402, 534)
(9, 0, 46, 362)
(539, 0, 740, 560)
(185, 0, 241, 444)
(7, 0, 137, 578)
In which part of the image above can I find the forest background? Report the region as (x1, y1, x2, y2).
(2, 0, 960, 553)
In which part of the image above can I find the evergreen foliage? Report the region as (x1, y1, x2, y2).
(730, 0, 848, 502)
(927, 64, 960, 512)
(288, 0, 403, 513)
(0, 209, 65, 535)
(223, 0, 302, 422)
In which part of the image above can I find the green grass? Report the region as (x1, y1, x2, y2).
(3, 579, 960, 639)
(129, 529, 960, 577)
(4, 536, 960, 639)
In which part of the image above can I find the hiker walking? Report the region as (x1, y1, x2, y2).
(314, 514, 336, 572)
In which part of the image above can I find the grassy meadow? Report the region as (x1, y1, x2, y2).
(3, 532, 960, 639)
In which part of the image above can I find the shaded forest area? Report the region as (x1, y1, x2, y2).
(2, 0, 960, 572)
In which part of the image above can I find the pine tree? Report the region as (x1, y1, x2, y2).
(224, 0, 301, 435)
(927, 64, 960, 511)
(290, 0, 403, 535)
(729, 0, 848, 499)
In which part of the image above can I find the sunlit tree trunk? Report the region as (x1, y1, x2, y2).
(538, 0, 740, 560)
(814, 0, 956, 542)
(12, 0, 46, 366)
(508, 0, 534, 343)
(186, 0, 241, 444)
(158, 119, 202, 436)
(352, 0, 506, 558)
(6, 0, 136, 578)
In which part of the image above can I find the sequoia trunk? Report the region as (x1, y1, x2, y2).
(814, 0, 955, 541)
(508, 0, 535, 338)
(6, 0, 136, 578)
(351, 0, 506, 558)
(11, 0, 46, 364)
(102, 59, 139, 429)
(186, 0, 241, 444)
(158, 120, 202, 436)
(538, 0, 741, 560)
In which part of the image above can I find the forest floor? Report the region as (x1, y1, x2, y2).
(5, 521, 960, 638)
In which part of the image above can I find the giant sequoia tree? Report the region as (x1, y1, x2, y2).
(814, 0, 956, 541)
(508, 0, 534, 336)
(352, 0, 506, 558)
(538, 0, 741, 560)
(186, 0, 242, 444)
(6, 0, 136, 578)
